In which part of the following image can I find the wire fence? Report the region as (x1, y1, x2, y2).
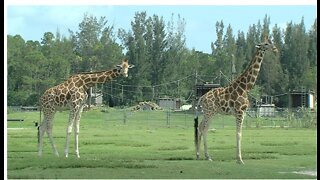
(101, 107, 317, 129)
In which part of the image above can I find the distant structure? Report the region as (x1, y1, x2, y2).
(274, 87, 316, 110)
(157, 97, 182, 110)
(288, 87, 315, 110)
(90, 92, 103, 106)
(195, 83, 221, 98)
(257, 95, 275, 117)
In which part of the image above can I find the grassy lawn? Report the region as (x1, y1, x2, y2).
(6, 108, 317, 179)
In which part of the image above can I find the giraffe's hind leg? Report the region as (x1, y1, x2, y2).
(38, 121, 46, 157)
(46, 117, 59, 157)
(38, 113, 59, 157)
(202, 120, 212, 161)
(195, 121, 202, 160)
(198, 114, 213, 161)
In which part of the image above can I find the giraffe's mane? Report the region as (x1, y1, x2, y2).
(68, 68, 117, 78)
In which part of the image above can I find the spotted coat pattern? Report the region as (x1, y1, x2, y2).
(38, 59, 134, 158)
(195, 38, 278, 164)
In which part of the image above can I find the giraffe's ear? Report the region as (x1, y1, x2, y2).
(255, 44, 261, 48)
(116, 64, 122, 69)
(128, 64, 135, 68)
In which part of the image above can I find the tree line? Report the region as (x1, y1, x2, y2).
(7, 12, 317, 107)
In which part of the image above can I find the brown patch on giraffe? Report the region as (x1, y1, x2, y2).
(250, 76, 256, 83)
(68, 82, 75, 89)
(231, 92, 238, 100)
(78, 79, 86, 87)
(232, 82, 238, 90)
(257, 57, 263, 63)
(239, 82, 246, 90)
(247, 83, 253, 90)
(66, 91, 71, 99)
(227, 86, 233, 93)
(224, 93, 230, 101)
(235, 101, 242, 109)
(253, 63, 260, 69)
(213, 90, 219, 97)
(220, 106, 226, 112)
(60, 94, 66, 102)
(220, 99, 227, 106)
(84, 77, 91, 84)
(229, 100, 235, 107)
(90, 77, 98, 82)
(241, 105, 248, 111)
(236, 86, 245, 95)
(61, 88, 67, 94)
(240, 76, 246, 83)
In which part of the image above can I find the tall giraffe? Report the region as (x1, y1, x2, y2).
(38, 59, 134, 158)
(194, 38, 278, 164)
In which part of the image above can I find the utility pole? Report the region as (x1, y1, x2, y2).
(88, 68, 92, 109)
(231, 54, 236, 81)
(121, 85, 124, 103)
(193, 71, 198, 110)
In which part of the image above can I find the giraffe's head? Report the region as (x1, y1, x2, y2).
(116, 59, 135, 77)
(256, 37, 278, 53)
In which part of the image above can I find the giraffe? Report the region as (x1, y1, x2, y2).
(194, 38, 278, 164)
(38, 59, 134, 158)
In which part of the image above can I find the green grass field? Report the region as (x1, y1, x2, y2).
(6, 108, 317, 179)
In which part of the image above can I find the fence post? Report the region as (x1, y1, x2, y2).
(166, 110, 170, 126)
(184, 110, 187, 127)
(123, 109, 127, 125)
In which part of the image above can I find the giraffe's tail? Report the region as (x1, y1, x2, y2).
(194, 97, 202, 148)
(194, 116, 199, 147)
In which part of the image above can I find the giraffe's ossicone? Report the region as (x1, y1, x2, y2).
(194, 38, 278, 164)
(38, 59, 134, 158)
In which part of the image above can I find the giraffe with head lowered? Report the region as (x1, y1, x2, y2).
(38, 59, 134, 158)
(194, 38, 278, 164)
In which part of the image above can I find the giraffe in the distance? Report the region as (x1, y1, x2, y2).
(194, 38, 278, 164)
(38, 59, 134, 158)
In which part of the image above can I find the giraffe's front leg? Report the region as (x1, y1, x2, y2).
(38, 122, 46, 157)
(74, 119, 80, 158)
(236, 115, 245, 164)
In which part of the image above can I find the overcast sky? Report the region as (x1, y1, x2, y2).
(5, 1, 317, 54)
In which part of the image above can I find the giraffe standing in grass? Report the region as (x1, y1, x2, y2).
(194, 38, 278, 164)
(38, 59, 134, 158)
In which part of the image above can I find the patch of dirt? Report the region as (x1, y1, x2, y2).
(292, 170, 317, 177)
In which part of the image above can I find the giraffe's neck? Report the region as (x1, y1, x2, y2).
(231, 49, 266, 92)
(74, 68, 121, 89)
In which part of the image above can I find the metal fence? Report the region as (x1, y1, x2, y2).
(103, 107, 317, 129)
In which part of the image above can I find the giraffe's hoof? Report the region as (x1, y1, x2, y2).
(205, 157, 213, 161)
(237, 159, 245, 165)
